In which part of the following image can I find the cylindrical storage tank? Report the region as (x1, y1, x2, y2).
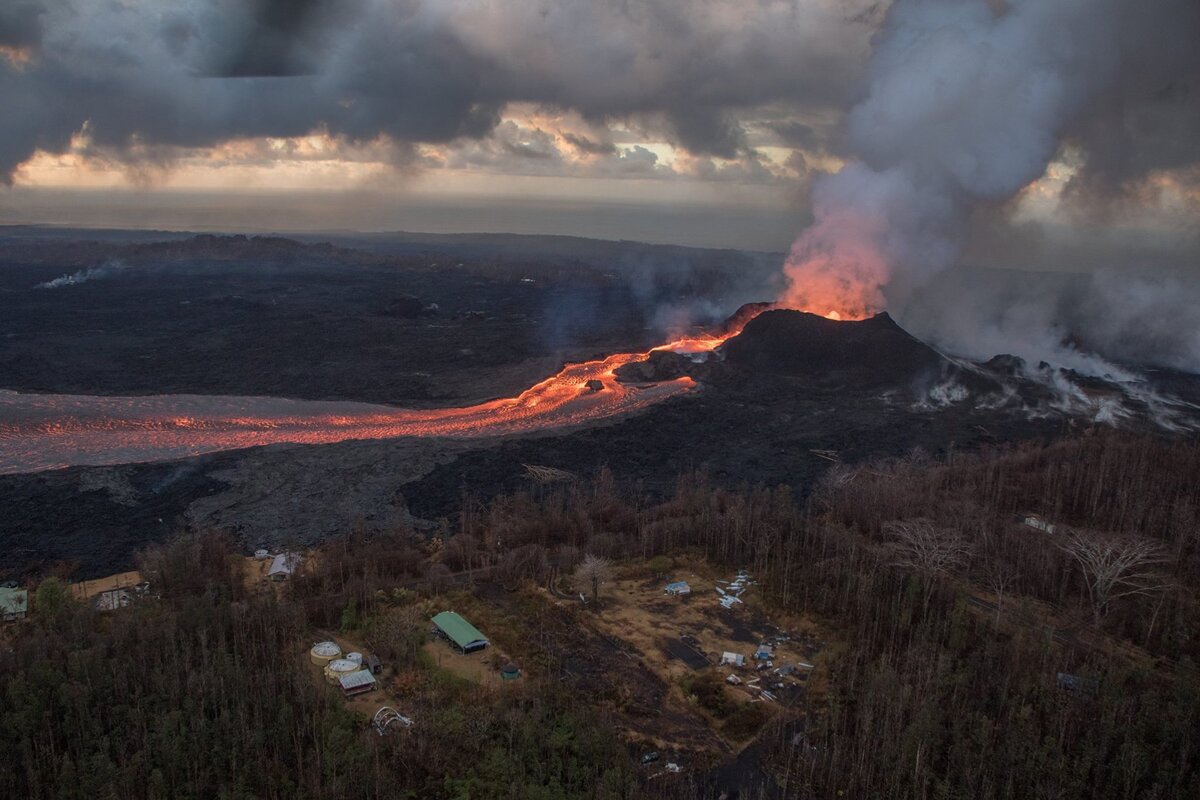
(309, 641, 342, 667)
(346, 652, 363, 665)
(324, 659, 359, 685)
(254, 549, 270, 561)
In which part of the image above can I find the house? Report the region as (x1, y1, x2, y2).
(432, 611, 489, 654)
(268, 552, 301, 581)
(338, 669, 377, 697)
(0, 587, 28, 622)
(664, 581, 691, 596)
(95, 588, 133, 612)
(720, 652, 745, 667)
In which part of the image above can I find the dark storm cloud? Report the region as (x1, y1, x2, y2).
(1061, 0, 1200, 206)
(665, 107, 747, 160)
(561, 133, 617, 156)
(0, 0, 875, 182)
(207, 0, 346, 78)
(767, 120, 818, 149)
(0, 1, 43, 48)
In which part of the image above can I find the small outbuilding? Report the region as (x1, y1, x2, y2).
(664, 581, 691, 596)
(95, 588, 133, 612)
(500, 661, 521, 680)
(339, 669, 377, 697)
(754, 644, 774, 661)
(365, 654, 383, 675)
(720, 652, 746, 667)
(432, 611, 489, 654)
(0, 587, 28, 622)
(1022, 514, 1056, 534)
(268, 552, 301, 581)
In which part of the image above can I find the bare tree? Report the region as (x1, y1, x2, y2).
(573, 554, 613, 601)
(811, 463, 858, 512)
(981, 559, 1019, 623)
(885, 520, 971, 575)
(1061, 531, 1171, 624)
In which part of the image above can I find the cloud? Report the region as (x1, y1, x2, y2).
(0, 2, 43, 49)
(0, 0, 875, 184)
(773, 0, 1200, 377)
(561, 132, 616, 156)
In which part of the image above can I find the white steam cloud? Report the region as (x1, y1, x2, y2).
(780, 0, 1198, 375)
(35, 259, 130, 290)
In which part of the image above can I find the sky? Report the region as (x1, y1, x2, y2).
(0, 0, 1197, 261)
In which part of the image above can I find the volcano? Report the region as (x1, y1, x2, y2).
(618, 307, 953, 393)
(721, 309, 945, 389)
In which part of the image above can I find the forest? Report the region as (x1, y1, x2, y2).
(2, 433, 1198, 798)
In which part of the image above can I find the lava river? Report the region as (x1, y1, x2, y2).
(0, 330, 740, 475)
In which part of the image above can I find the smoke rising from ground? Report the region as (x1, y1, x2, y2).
(902, 267, 1200, 376)
(780, 0, 1200, 374)
(35, 259, 130, 290)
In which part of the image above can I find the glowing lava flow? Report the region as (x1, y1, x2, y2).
(0, 319, 759, 475)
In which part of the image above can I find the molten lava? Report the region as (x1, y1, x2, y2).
(0, 315, 763, 474)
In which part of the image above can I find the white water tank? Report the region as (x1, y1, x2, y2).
(254, 549, 270, 560)
(324, 659, 360, 685)
(346, 652, 363, 665)
(309, 641, 342, 666)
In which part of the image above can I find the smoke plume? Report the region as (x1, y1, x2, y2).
(780, 0, 1200, 373)
(35, 259, 130, 290)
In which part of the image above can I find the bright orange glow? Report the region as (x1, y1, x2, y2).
(0, 46, 34, 69)
(0, 314, 766, 474)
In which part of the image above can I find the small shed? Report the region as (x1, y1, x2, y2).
(95, 588, 133, 612)
(432, 611, 489, 654)
(754, 644, 774, 660)
(0, 587, 28, 622)
(268, 552, 301, 581)
(720, 652, 745, 667)
(339, 669, 377, 697)
(500, 661, 521, 680)
(1022, 514, 1056, 534)
(365, 654, 383, 675)
(664, 581, 691, 596)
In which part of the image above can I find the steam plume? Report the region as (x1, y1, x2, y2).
(780, 0, 1199, 373)
(35, 259, 129, 290)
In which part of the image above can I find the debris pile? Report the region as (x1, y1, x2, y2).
(715, 571, 753, 608)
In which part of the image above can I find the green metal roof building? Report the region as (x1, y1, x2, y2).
(432, 611, 489, 653)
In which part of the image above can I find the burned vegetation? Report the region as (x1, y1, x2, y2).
(3, 433, 1200, 799)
